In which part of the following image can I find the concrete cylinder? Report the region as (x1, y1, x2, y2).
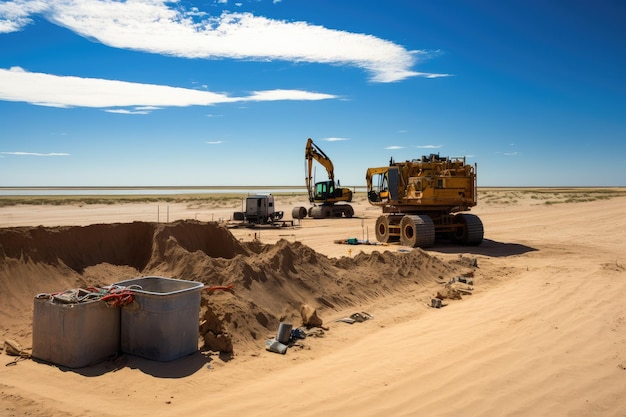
(276, 322, 293, 344)
(291, 207, 307, 219)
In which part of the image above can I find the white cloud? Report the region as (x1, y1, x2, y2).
(0, 0, 47, 33)
(104, 105, 161, 114)
(105, 109, 151, 115)
(0, 151, 70, 156)
(206, 141, 223, 144)
(0, 0, 447, 82)
(324, 137, 350, 142)
(247, 89, 336, 101)
(385, 146, 404, 150)
(416, 144, 443, 149)
(0, 67, 337, 109)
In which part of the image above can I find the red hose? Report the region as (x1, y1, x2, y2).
(100, 289, 135, 306)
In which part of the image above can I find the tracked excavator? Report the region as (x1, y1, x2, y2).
(303, 138, 354, 218)
(366, 153, 483, 248)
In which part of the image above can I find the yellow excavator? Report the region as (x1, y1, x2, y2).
(366, 153, 483, 248)
(303, 138, 354, 218)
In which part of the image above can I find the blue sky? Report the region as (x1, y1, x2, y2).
(0, 0, 624, 187)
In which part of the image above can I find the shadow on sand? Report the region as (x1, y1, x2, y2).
(49, 349, 232, 378)
(430, 239, 537, 257)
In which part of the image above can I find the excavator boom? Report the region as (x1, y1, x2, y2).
(305, 138, 336, 202)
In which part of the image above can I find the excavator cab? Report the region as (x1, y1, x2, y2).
(367, 167, 399, 203)
(314, 180, 335, 201)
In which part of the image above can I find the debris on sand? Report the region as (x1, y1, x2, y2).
(334, 238, 382, 245)
(332, 312, 374, 324)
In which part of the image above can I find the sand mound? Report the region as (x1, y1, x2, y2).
(0, 220, 474, 356)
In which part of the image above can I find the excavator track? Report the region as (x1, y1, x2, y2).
(452, 213, 484, 245)
(309, 205, 354, 218)
(375, 215, 391, 243)
(400, 215, 435, 248)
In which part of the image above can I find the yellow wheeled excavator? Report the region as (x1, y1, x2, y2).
(366, 153, 483, 248)
(302, 138, 354, 218)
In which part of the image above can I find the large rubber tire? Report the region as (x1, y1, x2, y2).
(375, 215, 391, 243)
(292, 206, 307, 219)
(452, 213, 484, 245)
(399, 215, 435, 248)
(343, 205, 354, 218)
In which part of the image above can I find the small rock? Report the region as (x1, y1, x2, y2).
(300, 304, 323, 328)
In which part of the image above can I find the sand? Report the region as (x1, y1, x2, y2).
(0, 193, 625, 416)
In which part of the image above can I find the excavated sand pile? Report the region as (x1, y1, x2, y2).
(0, 220, 474, 355)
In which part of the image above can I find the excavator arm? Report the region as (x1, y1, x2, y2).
(305, 138, 336, 203)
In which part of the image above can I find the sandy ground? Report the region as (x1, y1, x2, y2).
(1, 193, 625, 416)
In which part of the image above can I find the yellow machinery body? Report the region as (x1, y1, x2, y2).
(366, 154, 483, 248)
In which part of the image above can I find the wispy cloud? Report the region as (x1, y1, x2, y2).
(105, 108, 151, 115)
(324, 137, 350, 142)
(247, 90, 336, 101)
(206, 141, 223, 144)
(0, 0, 447, 82)
(106, 105, 162, 114)
(0, 151, 70, 156)
(0, 67, 337, 109)
(416, 144, 443, 149)
(385, 146, 404, 150)
(502, 144, 518, 156)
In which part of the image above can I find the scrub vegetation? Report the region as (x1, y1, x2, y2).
(0, 188, 624, 208)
